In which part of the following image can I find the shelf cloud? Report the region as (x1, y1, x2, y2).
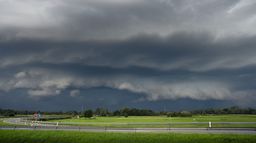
(1, 0, 256, 110)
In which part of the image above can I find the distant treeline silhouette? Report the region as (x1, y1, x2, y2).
(0, 106, 256, 117)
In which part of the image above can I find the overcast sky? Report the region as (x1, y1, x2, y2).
(1, 0, 256, 111)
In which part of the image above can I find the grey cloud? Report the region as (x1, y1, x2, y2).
(0, 32, 256, 102)
(1, 0, 256, 110)
(70, 89, 80, 97)
(1, 33, 256, 71)
(0, 68, 233, 100)
(0, 0, 255, 41)
(28, 89, 61, 97)
(114, 80, 232, 101)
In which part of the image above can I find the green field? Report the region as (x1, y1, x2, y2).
(0, 118, 14, 126)
(53, 115, 256, 122)
(0, 118, 29, 127)
(1, 115, 256, 128)
(0, 130, 255, 143)
(50, 115, 256, 128)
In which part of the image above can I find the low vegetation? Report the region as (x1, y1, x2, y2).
(0, 130, 256, 143)
(1, 106, 256, 118)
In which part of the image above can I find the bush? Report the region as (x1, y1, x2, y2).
(83, 110, 93, 118)
(124, 113, 128, 118)
(180, 111, 192, 117)
(166, 112, 172, 117)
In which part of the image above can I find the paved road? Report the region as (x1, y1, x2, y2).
(2, 118, 256, 134)
(1, 126, 256, 134)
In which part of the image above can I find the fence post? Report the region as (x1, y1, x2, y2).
(209, 121, 212, 128)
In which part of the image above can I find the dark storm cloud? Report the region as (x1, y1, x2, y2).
(0, 88, 243, 111)
(1, 0, 256, 110)
(1, 32, 256, 71)
(0, 32, 256, 103)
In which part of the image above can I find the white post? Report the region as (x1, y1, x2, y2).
(209, 121, 212, 128)
(56, 122, 59, 126)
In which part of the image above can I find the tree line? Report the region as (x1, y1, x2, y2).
(83, 107, 157, 118)
(191, 106, 256, 115)
(1, 106, 256, 118)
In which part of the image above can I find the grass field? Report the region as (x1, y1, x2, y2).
(53, 115, 256, 122)
(1, 115, 255, 128)
(0, 130, 255, 143)
(50, 115, 256, 128)
(0, 118, 28, 127)
(0, 118, 14, 126)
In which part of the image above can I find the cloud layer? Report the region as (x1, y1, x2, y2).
(1, 0, 256, 109)
(1, 0, 256, 40)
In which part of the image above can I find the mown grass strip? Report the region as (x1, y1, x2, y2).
(0, 130, 255, 143)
